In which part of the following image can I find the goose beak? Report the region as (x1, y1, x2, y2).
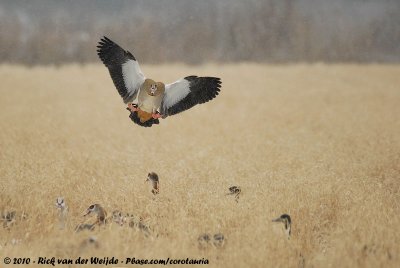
(272, 217, 282, 223)
(83, 210, 91, 217)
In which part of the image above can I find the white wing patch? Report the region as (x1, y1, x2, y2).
(122, 60, 145, 102)
(162, 79, 191, 110)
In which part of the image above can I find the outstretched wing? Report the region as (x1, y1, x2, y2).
(97, 36, 145, 103)
(161, 76, 221, 117)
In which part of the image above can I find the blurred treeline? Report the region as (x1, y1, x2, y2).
(0, 0, 399, 65)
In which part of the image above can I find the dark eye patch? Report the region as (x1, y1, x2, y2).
(89, 205, 94, 209)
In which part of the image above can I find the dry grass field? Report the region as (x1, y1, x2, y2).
(0, 63, 399, 267)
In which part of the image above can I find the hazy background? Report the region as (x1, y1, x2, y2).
(1, 0, 399, 65)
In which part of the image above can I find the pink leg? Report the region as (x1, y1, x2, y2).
(152, 113, 162, 119)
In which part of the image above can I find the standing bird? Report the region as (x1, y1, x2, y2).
(146, 172, 160, 195)
(226, 186, 241, 202)
(1, 210, 16, 228)
(97, 36, 222, 127)
(55, 197, 68, 229)
(272, 214, 292, 238)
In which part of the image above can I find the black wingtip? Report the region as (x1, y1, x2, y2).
(100, 36, 111, 43)
(96, 36, 137, 64)
(164, 76, 222, 116)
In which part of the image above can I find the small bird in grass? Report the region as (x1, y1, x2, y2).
(128, 217, 152, 238)
(55, 197, 67, 210)
(83, 204, 108, 226)
(1, 210, 16, 228)
(226, 186, 241, 202)
(97, 36, 222, 127)
(198, 233, 225, 249)
(146, 172, 160, 195)
(126, 213, 142, 226)
(110, 210, 151, 236)
(55, 197, 68, 229)
(197, 233, 211, 249)
(110, 210, 149, 234)
(272, 214, 292, 239)
(137, 221, 152, 237)
(213, 233, 225, 248)
(111, 210, 127, 226)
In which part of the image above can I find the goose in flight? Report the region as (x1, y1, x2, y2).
(97, 36, 222, 127)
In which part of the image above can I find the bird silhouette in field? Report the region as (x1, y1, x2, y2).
(272, 214, 292, 239)
(226, 186, 241, 202)
(146, 172, 160, 195)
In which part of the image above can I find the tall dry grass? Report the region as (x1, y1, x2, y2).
(0, 64, 399, 267)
